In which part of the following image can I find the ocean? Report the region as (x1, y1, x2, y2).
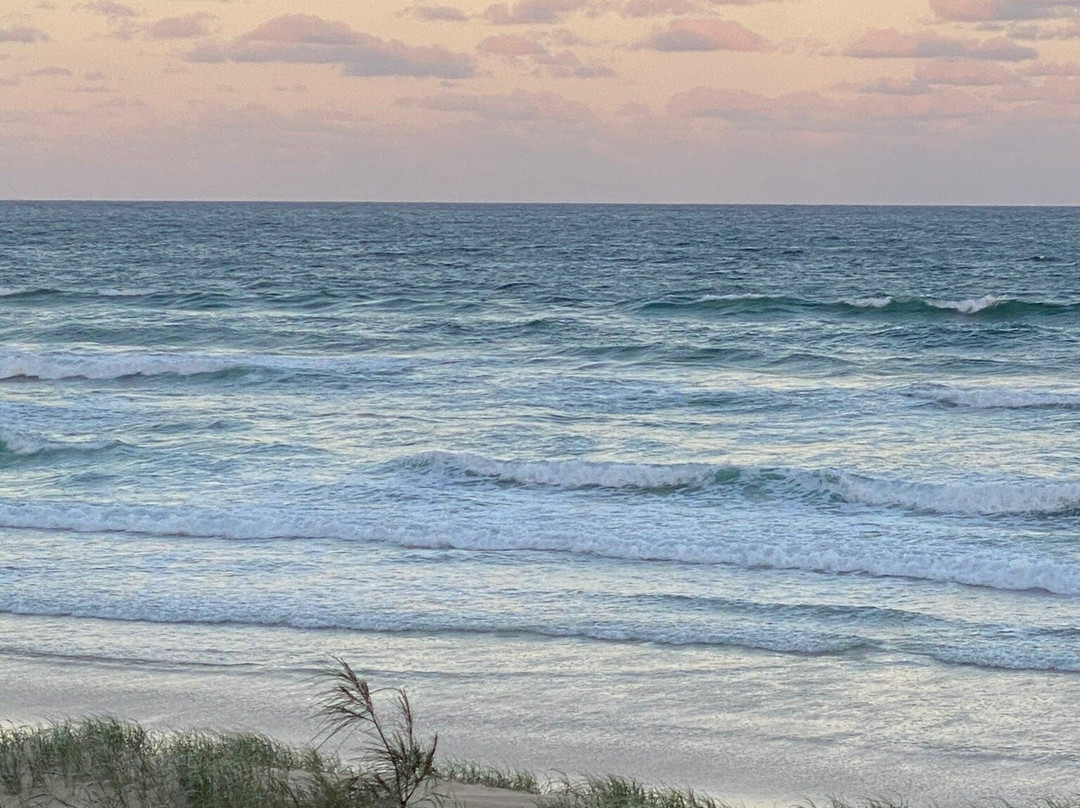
(1, 202, 1078, 804)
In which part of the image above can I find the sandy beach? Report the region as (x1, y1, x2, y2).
(3, 630, 1079, 808)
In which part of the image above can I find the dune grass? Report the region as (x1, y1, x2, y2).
(538, 775, 739, 808)
(0, 717, 370, 808)
(3, 719, 1080, 808)
(436, 762, 541, 795)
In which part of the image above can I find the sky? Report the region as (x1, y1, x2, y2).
(2, 0, 1080, 202)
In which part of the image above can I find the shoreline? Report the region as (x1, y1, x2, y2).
(2, 645, 1079, 808)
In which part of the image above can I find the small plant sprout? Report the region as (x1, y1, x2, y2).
(318, 656, 440, 808)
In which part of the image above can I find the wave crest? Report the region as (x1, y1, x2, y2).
(640, 293, 1074, 318)
(0, 429, 122, 460)
(0, 349, 410, 381)
(1, 495, 1078, 594)
(907, 384, 1080, 410)
(400, 451, 1080, 517)
(401, 451, 720, 490)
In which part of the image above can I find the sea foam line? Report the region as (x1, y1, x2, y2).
(0, 602, 1075, 672)
(0, 601, 866, 657)
(1, 497, 1078, 595)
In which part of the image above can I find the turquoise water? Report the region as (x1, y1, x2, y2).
(1, 203, 1078, 802)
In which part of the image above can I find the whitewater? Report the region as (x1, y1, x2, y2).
(1, 202, 1078, 805)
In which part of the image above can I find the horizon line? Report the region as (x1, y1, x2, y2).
(3, 199, 1079, 208)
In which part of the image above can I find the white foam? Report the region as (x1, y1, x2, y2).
(403, 452, 1080, 517)
(841, 296, 894, 308)
(0, 429, 48, 456)
(909, 385, 1080, 410)
(835, 473, 1080, 516)
(1, 496, 1078, 595)
(927, 295, 1007, 314)
(405, 451, 718, 490)
(0, 428, 119, 457)
(96, 288, 155, 297)
(1, 352, 232, 380)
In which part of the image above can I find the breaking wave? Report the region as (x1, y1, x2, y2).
(906, 384, 1080, 410)
(1, 486, 1078, 595)
(399, 451, 1080, 517)
(0, 349, 411, 381)
(636, 293, 1076, 318)
(0, 429, 123, 461)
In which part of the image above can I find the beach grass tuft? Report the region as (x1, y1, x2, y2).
(437, 762, 541, 794)
(539, 775, 736, 808)
(318, 656, 440, 808)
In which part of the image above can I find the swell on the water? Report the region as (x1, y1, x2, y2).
(2, 496, 1078, 595)
(399, 451, 1080, 516)
(635, 293, 1075, 318)
(904, 384, 1080, 410)
(0, 603, 1075, 673)
(400, 451, 723, 490)
(0, 287, 158, 301)
(0, 349, 411, 381)
(0, 603, 867, 657)
(0, 429, 123, 461)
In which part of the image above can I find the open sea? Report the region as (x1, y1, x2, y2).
(1, 202, 1078, 804)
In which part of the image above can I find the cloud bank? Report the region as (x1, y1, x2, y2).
(185, 14, 477, 78)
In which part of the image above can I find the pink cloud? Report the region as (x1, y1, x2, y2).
(478, 33, 548, 55)
(547, 28, 595, 45)
(482, 0, 590, 24)
(476, 32, 615, 76)
(915, 59, 1012, 84)
(1024, 59, 1080, 73)
(637, 18, 772, 51)
(82, 0, 136, 18)
(859, 76, 931, 94)
(667, 86, 773, 116)
(147, 14, 213, 40)
(847, 28, 1036, 60)
(184, 14, 477, 78)
(410, 5, 469, 21)
(1011, 18, 1080, 37)
(930, 0, 1080, 21)
(930, 0, 1006, 20)
(0, 25, 49, 42)
(28, 66, 71, 76)
(997, 74, 1080, 101)
(667, 84, 991, 135)
(402, 89, 595, 121)
(622, 0, 698, 17)
(536, 49, 616, 77)
(236, 16, 357, 45)
(856, 88, 988, 120)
